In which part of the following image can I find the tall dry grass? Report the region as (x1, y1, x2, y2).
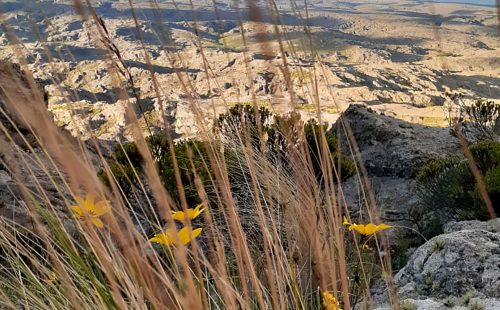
(0, 0, 468, 309)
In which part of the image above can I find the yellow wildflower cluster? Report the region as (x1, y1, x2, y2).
(149, 203, 204, 246)
(70, 195, 203, 246)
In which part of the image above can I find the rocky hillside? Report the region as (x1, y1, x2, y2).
(0, 0, 498, 141)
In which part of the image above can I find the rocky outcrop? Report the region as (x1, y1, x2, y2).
(0, 62, 59, 227)
(335, 104, 460, 228)
(444, 219, 500, 234)
(372, 219, 500, 310)
(335, 104, 460, 178)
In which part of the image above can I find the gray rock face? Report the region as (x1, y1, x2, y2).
(444, 219, 500, 234)
(373, 224, 500, 309)
(336, 104, 460, 230)
(341, 175, 419, 228)
(334, 104, 460, 178)
(395, 230, 500, 299)
(375, 297, 500, 310)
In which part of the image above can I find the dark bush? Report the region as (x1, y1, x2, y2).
(98, 162, 139, 196)
(99, 135, 211, 205)
(155, 140, 212, 206)
(413, 140, 500, 238)
(216, 104, 356, 182)
(462, 99, 500, 139)
(112, 142, 142, 167)
(99, 105, 355, 207)
(484, 165, 500, 206)
(469, 140, 500, 172)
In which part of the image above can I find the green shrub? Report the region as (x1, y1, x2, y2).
(99, 105, 355, 208)
(216, 104, 355, 182)
(469, 302, 485, 310)
(97, 162, 139, 195)
(392, 232, 411, 271)
(112, 142, 142, 167)
(462, 99, 500, 139)
(469, 140, 500, 172)
(101, 135, 212, 205)
(413, 140, 500, 238)
(155, 140, 212, 206)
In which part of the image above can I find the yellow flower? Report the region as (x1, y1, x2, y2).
(322, 292, 342, 310)
(343, 216, 392, 236)
(171, 203, 205, 221)
(70, 194, 110, 228)
(149, 227, 202, 246)
(47, 271, 58, 285)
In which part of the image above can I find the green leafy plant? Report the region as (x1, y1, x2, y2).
(412, 140, 500, 238)
(462, 100, 500, 139)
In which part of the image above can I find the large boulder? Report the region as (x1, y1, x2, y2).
(372, 220, 500, 309)
(333, 104, 461, 231)
(333, 104, 460, 178)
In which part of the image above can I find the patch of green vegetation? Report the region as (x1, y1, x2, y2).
(299, 104, 341, 114)
(443, 296, 457, 307)
(412, 140, 500, 238)
(392, 232, 411, 271)
(432, 239, 444, 252)
(220, 34, 246, 50)
(98, 136, 211, 205)
(289, 32, 349, 54)
(221, 30, 349, 54)
(461, 99, 500, 139)
(88, 106, 103, 116)
(399, 299, 417, 310)
(421, 116, 447, 127)
(100, 105, 356, 218)
(469, 303, 485, 310)
(289, 69, 314, 84)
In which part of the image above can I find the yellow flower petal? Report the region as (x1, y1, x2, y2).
(171, 205, 205, 222)
(70, 195, 110, 228)
(150, 233, 174, 245)
(374, 223, 393, 233)
(71, 205, 84, 218)
(350, 224, 366, 235)
(92, 200, 110, 216)
(364, 223, 378, 235)
(323, 292, 342, 310)
(47, 271, 57, 284)
(90, 217, 104, 228)
(177, 227, 202, 245)
(149, 236, 161, 244)
(84, 194, 95, 212)
(171, 210, 186, 221)
(149, 227, 202, 246)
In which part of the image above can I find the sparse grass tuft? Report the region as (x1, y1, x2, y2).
(400, 299, 417, 310)
(469, 302, 485, 310)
